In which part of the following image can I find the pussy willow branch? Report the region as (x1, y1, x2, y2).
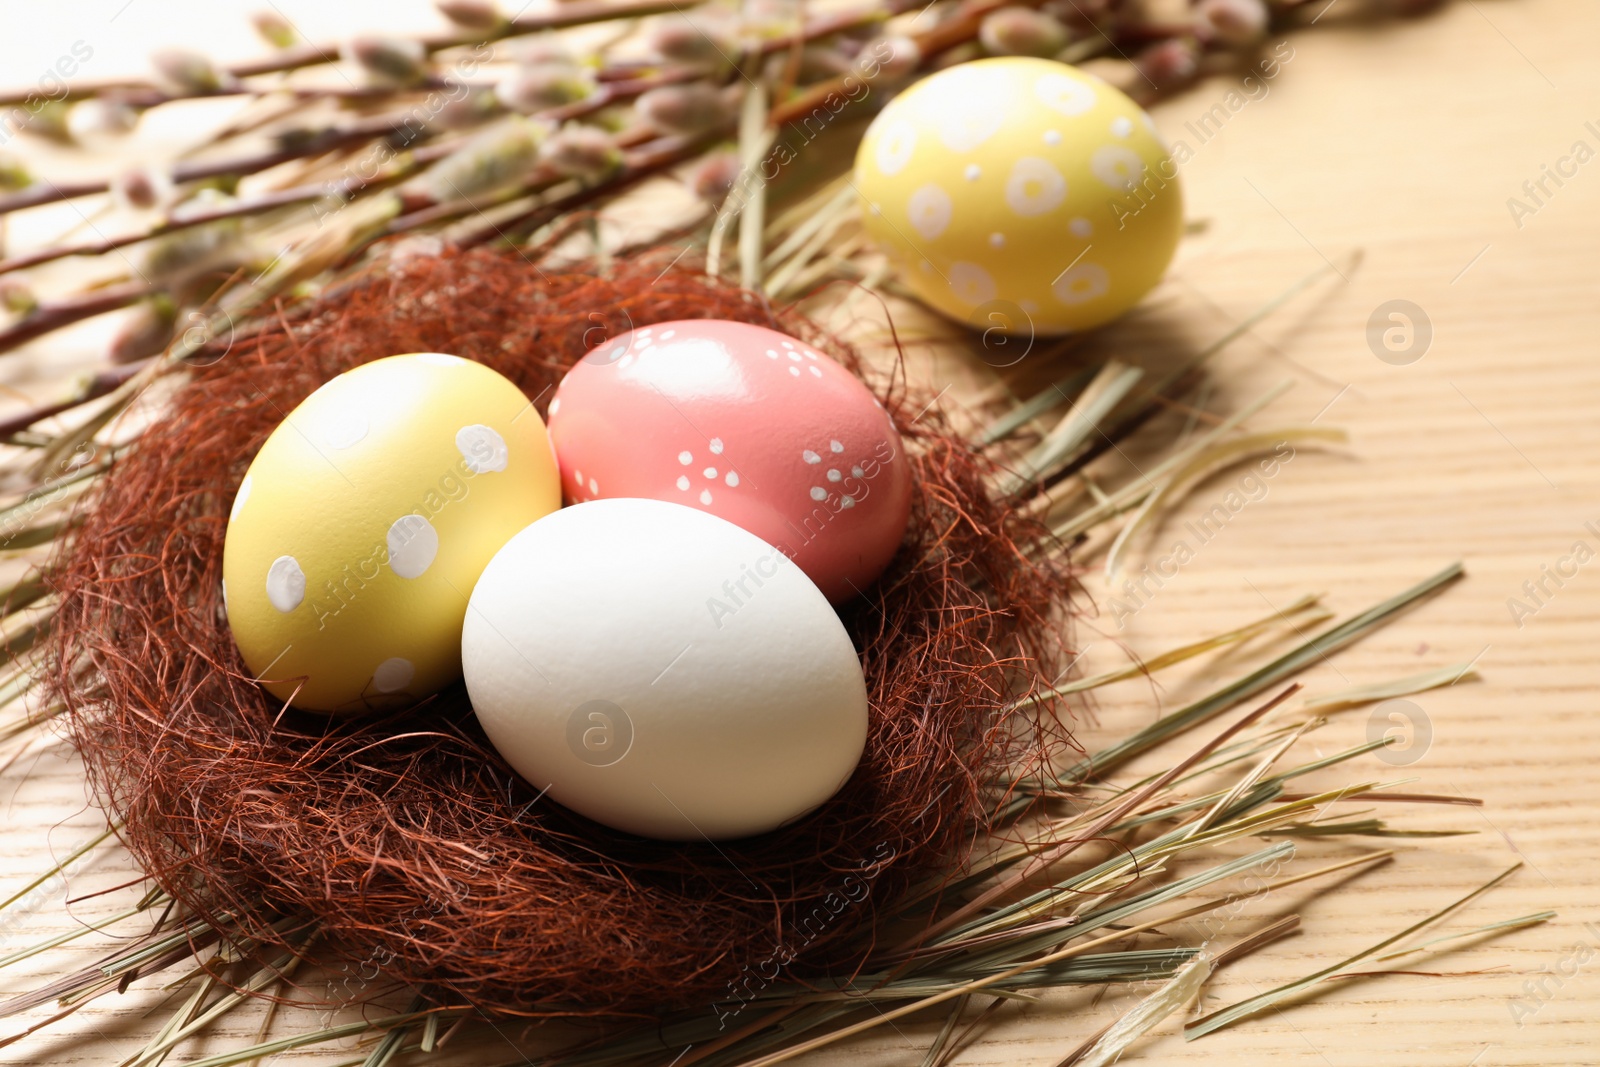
(447, 0, 943, 244)
(432, 127, 719, 248)
(0, 284, 145, 356)
(0, 0, 924, 263)
(0, 170, 413, 278)
(0, 67, 702, 278)
(0, 127, 715, 437)
(382, 126, 645, 238)
(0, 0, 1315, 364)
(0, 0, 707, 109)
(0, 119, 398, 219)
(0, 362, 145, 439)
(0, 65, 715, 225)
(770, 0, 1088, 126)
(2, 78, 496, 114)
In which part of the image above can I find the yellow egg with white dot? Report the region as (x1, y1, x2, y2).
(854, 57, 1183, 335)
(222, 353, 561, 713)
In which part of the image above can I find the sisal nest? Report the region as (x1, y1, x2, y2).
(45, 246, 1075, 1017)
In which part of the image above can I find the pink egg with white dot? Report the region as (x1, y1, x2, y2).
(547, 319, 913, 603)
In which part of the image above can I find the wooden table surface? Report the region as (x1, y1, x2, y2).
(2, 0, 1598, 1064)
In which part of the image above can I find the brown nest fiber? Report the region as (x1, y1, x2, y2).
(45, 247, 1074, 1017)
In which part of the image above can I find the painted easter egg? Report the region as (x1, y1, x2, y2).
(222, 353, 562, 713)
(547, 319, 913, 603)
(853, 56, 1183, 335)
(462, 498, 869, 841)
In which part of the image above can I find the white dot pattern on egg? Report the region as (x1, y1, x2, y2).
(853, 57, 1183, 335)
(910, 183, 954, 237)
(1035, 71, 1098, 116)
(1054, 263, 1112, 305)
(1005, 157, 1067, 217)
(1090, 144, 1147, 193)
(265, 555, 306, 612)
(550, 320, 916, 603)
(875, 118, 917, 176)
(948, 262, 999, 306)
(373, 657, 415, 693)
(456, 424, 509, 473)
(222, 353, 564, 713)
(673, 443, 745, 507)
(386, 515, 439, 579)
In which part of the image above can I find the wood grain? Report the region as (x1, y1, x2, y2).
(2, 0, 1598, 1064)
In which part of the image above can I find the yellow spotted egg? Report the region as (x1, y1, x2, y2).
(222, 354, 561, 713)
(854, 57, 1183, 335)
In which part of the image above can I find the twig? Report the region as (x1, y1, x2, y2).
(0, 0, 708, 108)
(0, 284, 146, 356)
(0, 119, 402, 219)
(0, 362, 148, 437)
(458, 129, 725, 249)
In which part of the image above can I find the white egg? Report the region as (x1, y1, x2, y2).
(462, 497, 869, 840)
